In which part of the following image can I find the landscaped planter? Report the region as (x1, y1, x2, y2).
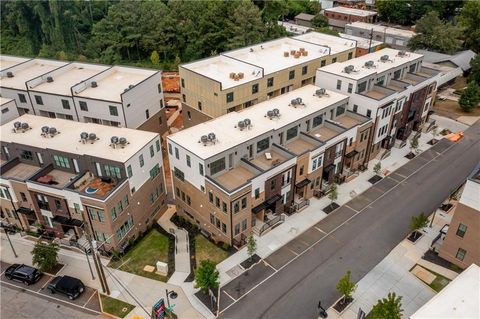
(332, 296, 354, 314)
(427, 139, 439, 145)
(405, 152, 416, 159)
(407, 230, 424, 243)
(323, 202, 339, 214)
(368, 175, 382, 184)
(439, 203, 454, 212)
(240, 254, 261, 270)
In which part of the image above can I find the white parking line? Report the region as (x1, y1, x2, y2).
(223, 290, 236, 302)
(83, 290, 97, 308)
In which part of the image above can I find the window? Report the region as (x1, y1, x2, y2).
(139, 154, 144, 167)
(160, 99, 164, 109)
(241, 197, 247, 209)
(187, 111, 191, 120)
(127, 165, 133, 178)
(181, 78, 185, 88)
(271, 179, 276, 190)
(123, 195, 129, 207)
(21, 150, 33, 160)
(209, 191, 213, 203)
(109, 105, 118, 116)
(186, 155, 191, 167)
(234, 202, 240, 213)
(111, 207, 117, 220)
(255, 188, 260, 199)
(332, 57, 337, 63)
(252, 84, 259, 94)
(53, 155, 70, 168)
(455, 248, 466, 261)
(289, 70, 295, 80)
(456, 223, 467, 238)
(222, 223, 227, 234)
(257, 137, 270, 153)
(357, 81, 367, 93)
(409, 63, 416, 73)
(210, 158, 225, 175)
(157, 83, 162, 93)
(286, 126, 298, 140)
(366, 109, 372, 118)
(34, 95, 43, 105)
(174, 167, 184, 181)
(199, 163, 204, 176)
(313, 115, 323, 127)
(182, 94, 186, 102)
(79, 101, 88, 111)
(234, 223, 240, 236)
(198, 101, 202, 110)
(145, 109, 150, 119)
(321, 60, 326, 67)
(267, 77, 274, 87)
(61, 99, 70, 110)
(150, 164, 160, 179)
(348, 83, 353, 93)
(18, 94, 27, 103)
(376, 75, 385, 86)
(299, 166, 304, 175)
(348, 52, 353, 60)
(336, 105, 346, 116)
(302, 65, 308, 75)
(20, 192, 27, 202)
(393, 69, 401, 80)
(215, 196, 220, 208)
(226, 92, 234, 103)
(222, 202, 227, 213)
(241, 219, 247, 231)
(336, 80, 342, 90)
(168, 144, 172, 155)
(149, 145, 155, 158)
(312, 155, 323, 171)
(104, 165, 121, 178)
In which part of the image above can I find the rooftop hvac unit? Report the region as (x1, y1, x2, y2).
(266, 110, 275, 119)
(119, 137, 128, 145)
(13, 121, 22, 132)
(315, 88, 327, 97)
(41, 126, 50, 135)
(291, 99, 299, 106)
(46, 76, 54, 83)
(344, 65, 355, 74)
(21, 122, 29, 130)
(200, 135, 209, 145)
(398, 51, 407, 57)
(6, 71, 14, 78)
(129, 84, 134, 89)
(48, 127, 58, 136)
(80, 132, 89, 143)
(244, 118, 252, 128)
(380, 55, 389, 62)
(88, 133, 98, 143)
(237, 120, 246, 130)
(364, 60, 375, 68)
(208, 132, 216, 142)
(111, 136, 119, 147)
(91, 81, 98, 88)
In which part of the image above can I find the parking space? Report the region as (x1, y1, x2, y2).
(285, 237, 310, 255)
(431, 139, 453, 153)
(362, 187, 385, 202)
(0, 261, 101, 313)
(316, 206, 357, 233)
(265, 247, 298, 270)
(297, 227, 325, 246)
(418, 148, 439, 161)
(388, 172, 406, 182)
(374, 176, 398, 193)
(346, 195, 371, 212)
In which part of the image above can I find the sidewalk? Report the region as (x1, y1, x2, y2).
(325, 206, 458, 319)
(217, 128, 442, 285)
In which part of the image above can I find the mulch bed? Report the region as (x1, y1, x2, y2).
(405, 152, 416, 159)
(440, 203, 453, 212)
(427, 139, 439, 145)
(368, 175, 382, 184)
(46, 263, 65, 275)
(323, 202, 340, 214)
(422, 250, 463, 273)
(194, 289, 218, 312)
(240, 254, 261, 270)
(407, 231, 423, 243)
(333, 297, 353, 313)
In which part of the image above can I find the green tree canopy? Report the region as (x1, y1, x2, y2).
(31, 241, 59, 272)
(195, 260, 220, 293)
(369, 292, 403, 319)
(469, 55, 480, 83)
(247, 235, 257, 261)
(408, 11, 462, 54)
(336, 270, 357, 303)
(459, 81, 480, 112)
(311, 13, 328, 28)
(458, 0, 480, 52)
(410, 213, 429, 233)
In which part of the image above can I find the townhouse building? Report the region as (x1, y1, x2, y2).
(316, 48, 438, 160)
(0, 114, 167, 252)
(345, 22, 416, 51)
(0, 56, 167, 135)
(439, 165, 480, 269)
(179, 33, 357, 127)
(323, 7, 377, 30)
(1, 97, 20, 125)
(168, 85, 372, 247)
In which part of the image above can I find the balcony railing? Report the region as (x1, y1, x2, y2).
(285, 199, 310, 215)
(258, 214, 285, 235)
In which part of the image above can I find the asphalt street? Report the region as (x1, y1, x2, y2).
(219, 120, 480, 319)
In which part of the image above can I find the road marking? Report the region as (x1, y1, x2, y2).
(223, 290, 236, 302)
(218, 139, 460, 315)
(83, 290, 97, 307)
(263, 260, 277, 271)
(313, 226, 328, 234)
(0, 279, 101, 315)
(285, 247, 298, 256)
(344, 205, 359, 213)
(39, 275, 53, 291)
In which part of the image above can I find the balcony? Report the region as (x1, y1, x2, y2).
(250, 149, 288, 170)
(360, 84, 397, 101)
(211, 163, 258, 193)
(1, 158, 41, 182)
(29, 164, 77, 189)
(68, 171, 120, 199)
(285, 133, 323, 156)
(252, 211, 285, 236)
(403, 72, 429, 86)
(335, 111, 370, 129)
(309, 121, 346, 142)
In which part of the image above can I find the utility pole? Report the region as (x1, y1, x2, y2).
(86, 231, 110, 294)
(1, 225, 18, 258)
(84, 247, 95, 280)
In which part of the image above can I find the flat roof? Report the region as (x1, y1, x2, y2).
(30, 63, 110, 96)
(0, 56, 31, 71)
(410, 264, 480, 319)
(339, 33, 382, 49)
(318, 48, 423, 80)
(293, 32, 356, 55)
(347, 22, 416, 38)
(74, 66, 157, 102)
(182, 55, 263, 90)
(223, 37, 330, 75)
(324, 6, 377, 17)
(168, 84, 348, 160)
(1, 59, 68, 90)
(1, 97, 14, 105)
(459, 179, 480, 211)
(1, 114, 159, 162)
(278, 21, 312, 35)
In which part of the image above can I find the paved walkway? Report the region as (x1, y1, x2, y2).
(326, 206, 458, 319)
(217, 128, 439, 285)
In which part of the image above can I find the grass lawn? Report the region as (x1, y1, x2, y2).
(108, 229, 169, 281)
(428, 273, 451, 292)
(100, 294, 135, 319)
(195, 234, 230, 267)
(433, 98, 480, 119)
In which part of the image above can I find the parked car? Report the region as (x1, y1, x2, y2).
(47, 275, 85, 300)
(5, 264, 42, 285)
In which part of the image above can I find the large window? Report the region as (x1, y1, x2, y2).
(61, 99, 70, 110)
(393, 69, 401, 80)
(53, 155, 70, 168)
(150, 145, 155, 157)
(210, 158, 225, 175)
(34, 95, 43, 105)
(252, 84, 259, 94)
(302, 66, 308, 75)
(267, 77, 274, 87)
(336, 80, 342, 90)
(357, 81, 367, 93)
(104, 165, 121, 178)
(455, 248, 466, 261)
(336, 105, 346, 117)
(313, 115, 323, 127)
(199, 163, 204, 176)
(456, 223, 467, 238)
(116, 216, 134, 240)
(150, 164, 160, 179)
(18, 93, 27, 103)
(20, 150, 34, 161)
(186, 155, 191, 167)
(226, 92, 234, 103)
(257, 137, 270, 153)
(174, 167, 185, 181)
(139, 154, 144, 167)
(79, 101, 88, 111)
(289, 70, 295, 80)
(109, 105, 118, 116)
(286, 126, 298, 140)
(127, 165, 133, 178)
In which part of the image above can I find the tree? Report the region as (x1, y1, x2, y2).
(311, 13, 328, 28)
(373, 162, 382, 175)
(408, 11, 461, 54)
(469, 55, 480, 84)
(328, 182, 338, 204)
(173, 55, 181, 71)
(369, 292, 403, 319)
(195, 260, 219, 293)
(31, 241, 59, 272)
(57, 50, 67, 61)
(376, 0, 412, 25)
(459, 81, 480, 112)
(336, 270, 357, 304)
(150, 50, 160, 66)
(410, 134, 419, 154)
(314, 27, 339, 36)
(247, 235, 257, 261)
(227, 0, 265, 49)
(458, 0, 480, 52)
(410, 213, 429, 240)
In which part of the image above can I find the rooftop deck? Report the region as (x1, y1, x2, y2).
(360, 85, 396, 100)
(285, 136, 319, 155)
(335, 113, 363, 129)
(250, 150, 288, 170)
(69, 171, 118, 198)
(33, 168, 77, 189)
(309, 125, 343, 141)
(213, 166, 256, 191)
(1, 162, 40, 181)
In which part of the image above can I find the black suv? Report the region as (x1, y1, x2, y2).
(5, 264, 42, 285)
(47, 275, 85, 300)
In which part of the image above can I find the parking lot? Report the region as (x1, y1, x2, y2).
(0, 261, 101, 315)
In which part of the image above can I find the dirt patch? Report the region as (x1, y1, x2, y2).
(333, 297, 353, 313)
(433, 99, 480, 120)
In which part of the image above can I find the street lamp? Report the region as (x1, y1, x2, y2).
(318, 300, 328, 318)
(165, 289, 178, 307)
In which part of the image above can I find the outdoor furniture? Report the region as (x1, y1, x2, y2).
(265, 152, 272, 160)
(37, 175, 54, 184)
